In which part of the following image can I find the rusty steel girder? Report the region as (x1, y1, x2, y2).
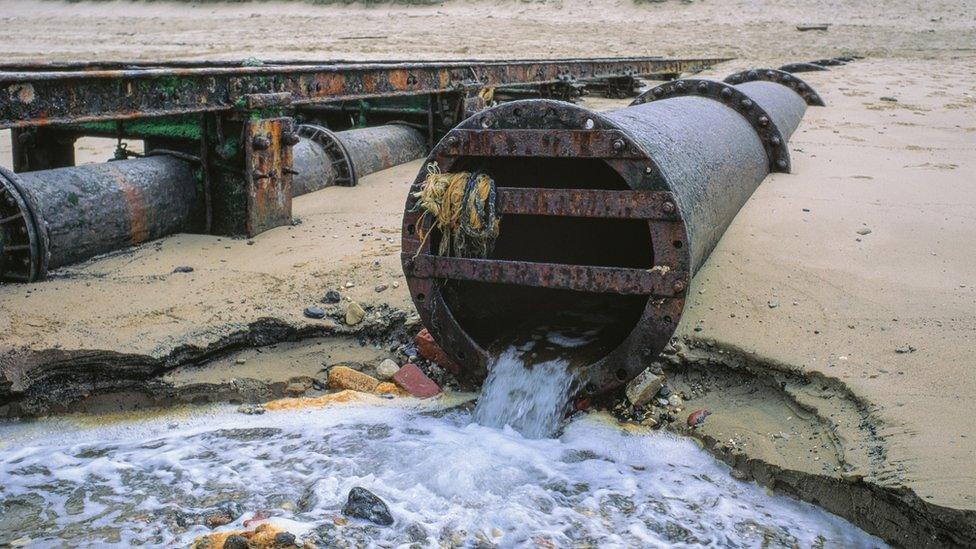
(0, 125, 426, 282)
(0, 57, 729, 129)
(401, 68, 821, 395)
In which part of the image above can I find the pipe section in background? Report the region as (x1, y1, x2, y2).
(0, 124, 427, 281)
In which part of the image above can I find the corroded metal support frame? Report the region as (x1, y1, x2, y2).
(724, 68, 825, 106)
(0, 57, 730, 129)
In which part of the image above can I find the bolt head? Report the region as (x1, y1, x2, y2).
(446, 135, 459, 146)
(741, 99, 753, 109)
(251, 136, 271, 151)
(770, 136, 781, 145)
(697, 82, 709, 93)
(758, 116, 770, 126)
(612, 139, 625, 151)
(662, 201, 675, 214)
(673, 280, 686, 293)
(720, 87, 733, 99)
(282, 132, 300, 147)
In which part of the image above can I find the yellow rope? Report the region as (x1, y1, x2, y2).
(413, 162, 500, 258)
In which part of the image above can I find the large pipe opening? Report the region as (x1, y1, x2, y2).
(438, 156, 654, 366)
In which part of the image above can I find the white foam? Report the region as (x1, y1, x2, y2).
(0, 403, 885, 548)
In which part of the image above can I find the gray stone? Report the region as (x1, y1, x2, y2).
(625, 369, 664, 406)
(304, 306, 326, 319)
(376, 359, 400, 380)
(342, 487, 393, 526)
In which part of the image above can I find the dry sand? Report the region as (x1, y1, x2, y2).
(0, 0, 974, 544)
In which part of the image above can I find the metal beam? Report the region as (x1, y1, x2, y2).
(0, 57, 730, 129)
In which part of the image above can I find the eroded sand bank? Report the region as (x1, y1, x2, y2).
(1, 0, 974, 545)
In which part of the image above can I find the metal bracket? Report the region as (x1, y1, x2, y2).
(436, 129, 643, 159)
(0, 166, 48, 281)
(297, 124, 356, 187)
(244, 117, 296, 236)
(632, 78, 793, 173)
(779, 62, 829, 74)
(723, 68, 825, 107)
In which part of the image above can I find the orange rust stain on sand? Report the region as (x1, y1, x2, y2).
(263, 389, 364, 411)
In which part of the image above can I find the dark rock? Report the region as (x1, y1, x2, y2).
(222, 535, 248, 549)
(342, 487, 394, 525)
(658, 384, 672, 398)
(274, 532, 297, 546)
(172, 266, 194, 274)
(303, 306, 326, 319)
(321, 290, 341, 304)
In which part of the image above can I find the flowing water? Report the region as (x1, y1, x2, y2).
(0, 400, 885, 548)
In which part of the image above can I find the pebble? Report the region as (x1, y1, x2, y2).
(768, 299, 779, 309)
(376, 358, 400, 380)
(328, 366, 381, 393)
(274, 532, 297, 546)
(222, 535, 249, 549)
(856, 228, 872, 236)
(303, 306, 326, 319)
(687, 409, 711, 427)
(374, 283, 389, 293)
(345, 302, 366, 325)
(235, 358, 247, 365)
(237, 404, 266, 415)
(880, 96, 898, 102)
(321, 290, 341, 304)
(895, 345, 917, 354)
(172, 266, 194, 273)
(624, 368, 664, 407)
(342, 486, 394, 525)
(344, 281, 355, 288)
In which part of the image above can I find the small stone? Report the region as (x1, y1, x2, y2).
(344, 281, 355, 288)
(415, 329, 460, 374)
(856, 228, 872, 236)
(345, 302, 366, 325)
(237, 404, 266, 415)
(730, 469, 749, 481)
(274, 532, 297, 546)
(204, 510, 233, 528)
(342, 487, 394, 525)
(880, 96, 898, 102)
(895, 345, 917, 354)
(668, 394, 683, 407)
(625, 369, 664, 407)
(322, 290, 341, 304)
(284, 382, 309, 397)
(235, 358, 247, 365)
(392, 363, 441, 398)
(223, 535, 249, 549)
(304, 306, 326, 319)
(172, 266, 194, 273)
(376, 359, 400, 380)
(328, 366, 380, 393)
(687, 409, 711, 428)
(392, 281, 400, 289)
(374, 284, 389, 293)
(767, 299, 779, 308)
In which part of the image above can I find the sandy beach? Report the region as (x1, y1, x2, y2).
(0, 0, 974, 545)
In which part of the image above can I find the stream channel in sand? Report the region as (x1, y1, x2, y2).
(0, 324, 886, 547)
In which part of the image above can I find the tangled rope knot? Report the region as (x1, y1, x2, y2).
(412, 162, 500, 258)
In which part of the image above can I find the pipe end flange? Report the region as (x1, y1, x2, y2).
(0, 167, 48, 282)
(632, 79, 792, 173)
(723, 68, 826, 107)
(297, 124, 358, 187)
(779, 62, 830, 73)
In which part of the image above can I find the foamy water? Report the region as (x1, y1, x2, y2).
(0, 402, 885, 548)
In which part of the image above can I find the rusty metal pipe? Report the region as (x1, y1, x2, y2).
(400, 69, 821, 395)
(293, 124, 426, 194)
(1, 125, 426, 281)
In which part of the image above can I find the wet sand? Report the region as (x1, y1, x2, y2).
(1, 0, 974, 545)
